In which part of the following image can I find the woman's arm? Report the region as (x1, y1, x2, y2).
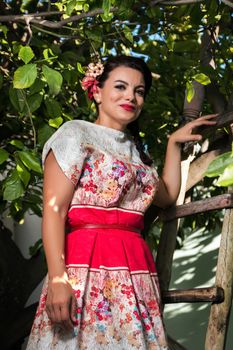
(153, 114, 217, 208)
(42, 151, 76, 330)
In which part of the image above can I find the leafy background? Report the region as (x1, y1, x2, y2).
(0, 0, 233, 349)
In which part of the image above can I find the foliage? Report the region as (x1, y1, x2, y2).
(0, 0, 232, 228)
(1, 3, 233, 348)
(205, 143, 233, 187)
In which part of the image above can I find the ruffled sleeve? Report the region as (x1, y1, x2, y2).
(42, 121, 86, 186)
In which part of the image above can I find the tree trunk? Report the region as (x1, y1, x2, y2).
(205, 206, 233, 349)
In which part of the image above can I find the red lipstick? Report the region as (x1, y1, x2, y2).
(120, 104, 135, 112)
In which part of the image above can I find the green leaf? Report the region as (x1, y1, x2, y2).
(9, 86, 25, 112)
(216, 164, 233, 187)
(45, 98, 62, 118)
(26, 93, 43, 113)
(124, 25, 134, 43)
(77, 62, 85, 74)
(0, 148, 9, 164)
(13, 64, 37, 89)
(38, 124, 55, 147)
(16, 160, 31, 187)
(193, 73, 211, 85)
(42, 65, 63, 96)
(29, 238, 43, 256)
(3, 170, 25, 201)
(85, 28, 102, 44)
(186, 81, 195, 103)
(43, 48, 57, 63)
(14, 199, 22, 212)
(18, 46, 35, 64)
(49, 117, 63, 129)
(83, 3, 89, 12)
(17, 151, 42, 174)
(29, 79, 46, 95)
(0, 25, 8, 38)
(103, 0, 111, 16)
(9, 140, 24, 149)
(3, 170, 19, 187)
(66, 0, 77, 15)
(205, 151, 233, 177)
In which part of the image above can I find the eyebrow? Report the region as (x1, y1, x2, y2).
(114, 80, 145, 89)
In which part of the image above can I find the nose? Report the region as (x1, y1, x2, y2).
(125, 89, 136, 102)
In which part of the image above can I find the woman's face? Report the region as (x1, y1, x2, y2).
(94, 66, 145, 130)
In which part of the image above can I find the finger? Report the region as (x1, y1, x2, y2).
(46, 302, 57, 323)
(53, 303, 62, 324)
(198, 113, 218, 120)
(45, 303, 52, 321)
(182, 134, 203, 142)
(71, 295, 77, 323)
(60, 303, 73, 331)
(192, 120, 217, 127)
(189, 120, 217, 129)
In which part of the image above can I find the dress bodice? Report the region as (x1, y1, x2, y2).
(42, 120, 159, 213)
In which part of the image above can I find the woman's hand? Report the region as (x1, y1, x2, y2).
(169, 114, 218, 145)
(154, 114, 218, 208)
(46, 273, 77, 331)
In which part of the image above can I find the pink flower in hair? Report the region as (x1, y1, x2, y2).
(81, 60, 104, 101)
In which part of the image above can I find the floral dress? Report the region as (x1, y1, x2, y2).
(26, 120, 168, 350)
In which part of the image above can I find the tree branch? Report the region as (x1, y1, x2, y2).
(0, 8, 117, 28)
(159, 193, 233, 221)
(1, 0, 232, 29)
(222, 0, 233, 8)
(151, 0, 203, 4)
(0, 11, 63, 22)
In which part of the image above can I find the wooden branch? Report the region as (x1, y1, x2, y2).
(222, 0, 233, 8)
(0, 11, 63, 22)
(159, 193, 233, 221)
(0, 8, 117, 28)
(205, 207, 233, 348)
(151, 0, 203, 5)
(186, 149, 222, 192)
(200, 111, 233, 132)
(1, 0, 232, 29)
(162, 287, 224, 304)
(200, 27, 227, 114)
(183, 110, 233, 154)
(156, 159, 192, 293)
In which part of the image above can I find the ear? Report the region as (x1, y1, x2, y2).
(93, 86, 102, 104)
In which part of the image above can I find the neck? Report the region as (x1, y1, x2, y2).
(95, 116, 126, 131)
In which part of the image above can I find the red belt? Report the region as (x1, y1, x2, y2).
(70, 223, 141, 234)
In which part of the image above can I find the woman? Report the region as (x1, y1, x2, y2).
(27, 55, 216, 349)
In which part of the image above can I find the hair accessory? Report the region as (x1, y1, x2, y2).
(81, 61, 104, 100)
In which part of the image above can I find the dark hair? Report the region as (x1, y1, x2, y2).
(97, 55, 153, 166)
(98, 55, 152, 95)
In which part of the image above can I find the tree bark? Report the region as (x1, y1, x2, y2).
(205, 206, 233, 349)
(159, 193, 233, 221)
(163, 287, 224, 304)
(156, 157, 193, 292)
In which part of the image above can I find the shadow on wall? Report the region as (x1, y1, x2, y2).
(163, 227, 233, 349)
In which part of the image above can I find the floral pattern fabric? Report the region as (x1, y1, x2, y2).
(27, 120, 168, 349)
(27, 269, 168, 350)
(42, 120, 159, 213)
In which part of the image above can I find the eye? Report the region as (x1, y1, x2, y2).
(136, 89, 145, 97)
(115, 84, 126, 90)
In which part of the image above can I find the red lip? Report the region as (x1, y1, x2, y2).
(120, 104, 136, 112)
